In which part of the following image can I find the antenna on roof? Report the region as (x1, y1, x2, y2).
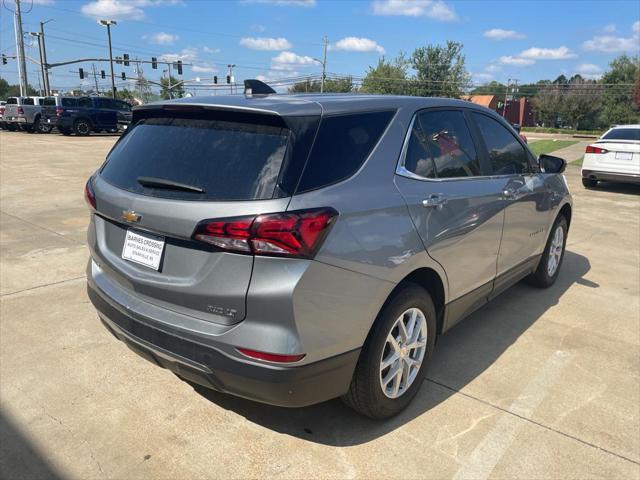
(244, 79, 276, 97)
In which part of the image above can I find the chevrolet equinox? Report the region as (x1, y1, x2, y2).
(86, 89, 572, 419)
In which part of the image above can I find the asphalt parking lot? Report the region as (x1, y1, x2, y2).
(1, 130, 639, 479)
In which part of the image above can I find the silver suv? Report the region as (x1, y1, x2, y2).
(86, 92, 572, 419)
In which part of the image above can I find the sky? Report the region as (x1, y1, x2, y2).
(1, 0, 639, 94)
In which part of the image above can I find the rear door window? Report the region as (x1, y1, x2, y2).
(602, 128, 640, 141)
(473, 113, 530, 175)
(23, 98, 35, 105)
(404, 110, 479, 179)
(296, 111, 394, 192)
(78, 97, 92, 108)
(100, 115, 290, 201)
(43, 97, 56, 106)
(62, 98, 78, 107)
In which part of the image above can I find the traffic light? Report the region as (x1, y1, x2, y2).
(101, 70, 105, 79)
(226, 75, 231, 84)
(123, 54, 130, 66)
(214, 75, 218, 84)
(121, 72, 126, 80)
(151, 57, 157, 69)
(177, 60, 183, 75)
(79, 68, 85, 79)
(115, 56, 122, 65)
(1, 54, 6, 65)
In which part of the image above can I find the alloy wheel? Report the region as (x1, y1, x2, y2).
(547, 225, 564, 276)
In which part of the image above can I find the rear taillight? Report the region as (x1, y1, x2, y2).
(84, 178, 96, 210)
(193, 207, 338, 259)
(236, 348, 305, 363)
(586, 145, 608, 154)
(17, 107, 24, 115)
(56, 107, 63, 118)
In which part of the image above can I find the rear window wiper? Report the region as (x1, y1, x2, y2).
(137, 176, 205, 193)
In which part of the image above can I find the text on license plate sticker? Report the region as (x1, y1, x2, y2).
(122, 230, 165, 270)
(615, 152, 633, 161)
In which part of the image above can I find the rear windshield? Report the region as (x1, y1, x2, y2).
(62, 98, 78, 107)
(602, 128, 640, 141)
(43, 97, 56, 106)
(23, 98, 35, 105)
(101, 116, 290, 201)
(6, 98, 17, 105)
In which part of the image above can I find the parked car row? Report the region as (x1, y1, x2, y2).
(0, 95, 132, 136)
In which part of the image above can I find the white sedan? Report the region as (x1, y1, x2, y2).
(582, 125, 640, 188)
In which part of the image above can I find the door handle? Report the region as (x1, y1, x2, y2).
(422, 194, 448, 209)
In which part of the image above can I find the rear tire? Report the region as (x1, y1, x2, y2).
(342, 283, 437, 419)
(527, 215, 568, 288)
(73, 119, 91, 136)
(34, 117, 51, 134)
(582, 177, 597, 188)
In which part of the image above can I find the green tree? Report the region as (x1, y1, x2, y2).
(117, 88, 137, 103)
(532, 84, 563, 127)
(561, 78, 603, 130)
(160, 75, 185, 99)
(360, 54, 410, 95)
(0, 77, 37, 98)
(410, 41, 471, 98)
(599, 54, 639, 126)
(469, 81, 507, 97)
(288, 76, 354, 93)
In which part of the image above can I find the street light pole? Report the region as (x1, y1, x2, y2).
(99, 20, 117, 98)
(320, 36, 328, 93)
(40, 20, 53, 95)
(14, 0, 29, 96)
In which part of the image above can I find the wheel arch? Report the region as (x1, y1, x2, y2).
(387, 267, 446, 336)
(559, 202, 572, 229)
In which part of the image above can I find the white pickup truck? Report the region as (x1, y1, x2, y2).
(3, 96, 52, 133)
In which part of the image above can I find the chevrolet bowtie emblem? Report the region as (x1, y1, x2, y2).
(122, 210, 141, 223)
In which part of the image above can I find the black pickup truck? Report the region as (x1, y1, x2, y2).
(42, 96, 132, 136)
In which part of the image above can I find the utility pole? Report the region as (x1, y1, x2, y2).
(320, 36, 328, 93)
(29, 32, 47, 96)
(99, 20, 117, 98)
(14, 0, 29, 96)
(502, 78, 511, 117)
(40, 20, 52, 95)
(91, 64, 100, 93)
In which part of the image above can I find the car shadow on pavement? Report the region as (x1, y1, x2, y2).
(589, 182, 640, 195)
(193, 250, 593, 446)
(0, 410, 64, 479)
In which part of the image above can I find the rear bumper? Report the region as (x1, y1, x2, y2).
(582, 169, 640, 185)
(87, 282, 359, 408)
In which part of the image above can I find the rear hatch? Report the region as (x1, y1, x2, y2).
(89, 104, 321, 325)
(594, 127, 640, 175)
(4, 97, 21, 120)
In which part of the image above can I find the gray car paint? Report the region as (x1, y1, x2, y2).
(87, 94, 572, 368)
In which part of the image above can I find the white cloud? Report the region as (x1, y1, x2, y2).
(145, 32, 178, 45)
(583, 21, 640, 52)
(603, 24, 616, 33)
(240, 37, 292, 51)
(372, 0, 457, 21)
(202, 46, 220, 54)
(271, 51, 318, 71)
(483, 28, 526, 40)
(576, 63, 604, 80)
(240, 0, 316, 6)
(331, 37, 385, 54)
(160, 47, 198, 63)
(192, 63, 217, 73)
(81, 0, 181, 21)
(484, 64, 501, 73)
(499, 56, 535, 66)
(519, 46, 577, 60)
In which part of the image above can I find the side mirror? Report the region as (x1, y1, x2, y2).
(539, 154, 566, 174)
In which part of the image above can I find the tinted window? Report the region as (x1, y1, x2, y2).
(115, 100, 131, 111)
(94, 98, 112, 109)
(6, 98, 17, 105)
(404, 110, 479, 179)
(297, 111, 394, 192)
(602, 128, 640, 141)
(78, 97, 92, 108)
(43, 97, 56, 106)
(101, 116, 290, 201)
(62, 98, 78, 107)
(23, 98, 35, 105)
(473, 113, 530, 175)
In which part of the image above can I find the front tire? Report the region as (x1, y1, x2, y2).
(527, 215, 568, 288)
(342, 283, 437, 419)
(582, 177, 597, 188)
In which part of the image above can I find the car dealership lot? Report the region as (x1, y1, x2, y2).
(1, 130, 639, 479)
